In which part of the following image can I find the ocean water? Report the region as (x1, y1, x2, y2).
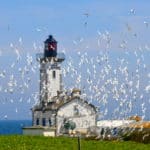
(0, 120, 32, 135)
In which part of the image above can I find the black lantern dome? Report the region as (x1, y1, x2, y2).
(44, 35, 57, 57)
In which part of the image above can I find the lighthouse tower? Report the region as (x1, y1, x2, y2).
(37, 35, 65, 105)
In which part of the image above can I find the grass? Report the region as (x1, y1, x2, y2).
(0, 135, 149, 150)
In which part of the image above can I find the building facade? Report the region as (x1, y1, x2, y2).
(32, 89, 97, 135)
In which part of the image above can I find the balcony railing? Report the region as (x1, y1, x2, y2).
(36, 52, 65, 62)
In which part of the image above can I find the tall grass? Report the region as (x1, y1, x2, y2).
(0, 135, 149, 150)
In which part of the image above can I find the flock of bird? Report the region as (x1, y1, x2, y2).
(0, 9, 150, 120)
(62, 48, 149, 119)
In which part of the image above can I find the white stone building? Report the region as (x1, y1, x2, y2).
(23, 35, 97, 136)
(31, 89, 97, 136)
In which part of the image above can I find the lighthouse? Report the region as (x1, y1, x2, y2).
(37, 35, 65, 105)
(23, 35, 97, 137)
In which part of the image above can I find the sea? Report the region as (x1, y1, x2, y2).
(0, 120, 32, 135)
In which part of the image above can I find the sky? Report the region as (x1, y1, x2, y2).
(0, 0, 150, 120)
(0, 0, 150, 51)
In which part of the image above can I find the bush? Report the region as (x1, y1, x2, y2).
(122, 129, 150, 144)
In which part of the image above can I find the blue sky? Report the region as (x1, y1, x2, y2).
(0, 0, 150, 51)
(0, 1, 150, 120)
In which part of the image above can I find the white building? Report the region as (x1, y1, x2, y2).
(23, 35, 97, 136)
(97, 120, 136, 128)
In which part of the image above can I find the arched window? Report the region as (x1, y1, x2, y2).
(52, 70, 56, 79)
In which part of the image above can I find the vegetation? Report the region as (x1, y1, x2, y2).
(0, 135, 150, 150)
(122, 129, 150, 144)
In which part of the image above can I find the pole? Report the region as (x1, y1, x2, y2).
(78, 136, 80, 150)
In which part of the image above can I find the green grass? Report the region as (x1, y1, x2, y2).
(0, 135, 149, 150)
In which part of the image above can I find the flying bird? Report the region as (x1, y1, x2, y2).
(83, 13, 90, 17)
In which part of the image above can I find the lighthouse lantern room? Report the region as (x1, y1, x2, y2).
(44, 35, 57, 57)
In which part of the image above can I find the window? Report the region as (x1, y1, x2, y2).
(74, 105, 79, 116)
(52, 70, 56, 79)
(36, 118, 39, 125)
(48, 43, 56, 50)
(42, 118, 46, 126)
(49, 118, 51, 126)
(45, 43, 48, 50)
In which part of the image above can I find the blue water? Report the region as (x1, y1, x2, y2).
(0, 120, 32, 135)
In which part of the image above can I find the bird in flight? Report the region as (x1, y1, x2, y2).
(83, 13, 89, 17)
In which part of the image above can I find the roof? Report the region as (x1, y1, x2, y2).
(126, 121, 150, 129)
(44, 35, 57, 43)
(128, 116, 142, 122)
(32, 95, 97, 112)
(57, 96, 97, 112)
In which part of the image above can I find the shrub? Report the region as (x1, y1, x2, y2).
(122, 129, 150, 144)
